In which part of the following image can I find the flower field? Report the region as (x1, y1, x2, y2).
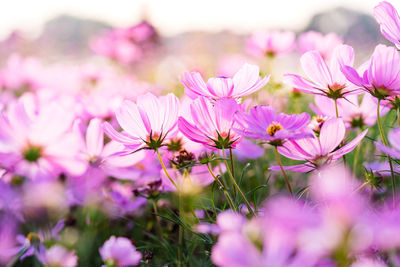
(2, 1, 400, 266)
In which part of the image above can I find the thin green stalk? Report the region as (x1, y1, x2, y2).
(222, 148, 255, 216)
(352, 132, 362, 175)
(377, 99, 396, 201)
(178, 192, 183, 267)
(334, 98, 339, 118)
(229, 148, 236, 180)
(206, 163, 236, 211)
(151, 199, 163, 238)
(156, 149, 178, 190)
(274, 146, 294, 196)
(353, 182, 369, 194)
(335, 98, 347, 165)
(397, 108, 400, 126)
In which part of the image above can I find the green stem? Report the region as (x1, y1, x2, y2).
(274, 146, 294, 196)
(335, 98, 347, 165)
(206, 163, 236, 211)
(397, 108, 400, 127)
(229, 148, 236, 180)
(334, 98, 339, 118)
(178, 192, 184, 267)
(377, 99, 396, 201)
(222, 148, 255, 216)
(156, 149, 178, 190)
(151, 199, 163, 238)
(352, 132, 362, 175)
(353, 182, 369, 194)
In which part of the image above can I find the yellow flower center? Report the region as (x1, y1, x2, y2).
(266, 122, 283, 136)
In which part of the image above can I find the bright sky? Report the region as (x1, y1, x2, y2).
(1, 0, 398, 38)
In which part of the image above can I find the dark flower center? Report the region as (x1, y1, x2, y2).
(266, 122, 283, 136)
(23, 145, 42, 162)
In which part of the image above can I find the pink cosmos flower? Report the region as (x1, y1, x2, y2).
(311, 93, 389, 129)
(181, 63, 269, 101)
(374, 1, 400, 49)
(178, 97, 242, 149)
(0, 101, 86, 180)
(341, 44, 400, 99)
(74, 118, 146, 174)
(104, 92, 179, 151)
(270, 118, 368, 172)
(99, 236, 142, 267)
(376, 127, 400, 159)
(233, 105, 311, 146)
(246, 30, 296, 57)
(284, 44, 361, 99)
(297, 31, 343, 60)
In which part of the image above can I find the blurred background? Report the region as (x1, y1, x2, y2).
(0, 0, 396, 85)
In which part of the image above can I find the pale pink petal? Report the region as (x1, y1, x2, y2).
(340, 65, 365, 87)
(332, 129, 368, 160)
(115, 100, 148, 140)
(283, 74, 320, 94)
(86, 118, 104, 156)
(269, 163, 314, 173)
(330, 44, 355, 83)
(206, 77, 234, 98)
(300, 50, 333, 88)
(319, 118, 345, 155)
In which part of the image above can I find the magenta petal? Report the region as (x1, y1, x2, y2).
(178, 117, 208, 146)
(374, 1, 400, 46)
(376, 141, 400, 159)
(388, 127, 400, 151)
(283, 74, 320, 94)
(340, 65, 364, 87)
(86, 118, 104, 156)
(103, 122, 140, 145)
(300, 50, 333, 88)
(269, 163, 314, 173)
(332, 129, 368, 160)
(319, 118, 345, 155)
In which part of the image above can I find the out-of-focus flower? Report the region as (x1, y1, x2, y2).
(246, 30, 296, 57)
(284, 44, 360, 99)
(160, 165, 216, 193)
(297, 31, 343, 60)
(270, 118, 367, 172)
(233, 105, 310, 146)
(99, 236, 142, 267)
(14, 220, 65, 263)
(0, 54, 44, 95)
(90, 21, 158, 64)
(104, 92, 179, 151)
(178, 97, 241, 149)
(233, 138, 264, 161)
(43, 245, 78, 267)
(351, 258, 387, 267)
(376, 127, 400, 159)
(102, 182, 147, 217)
(0, 101, 86, 180)
(374, 1, 400, 49)
(341, 44, 400, 99)
(311, 93, 389, 129)
(181, 63, 269, 101)
(0, 216, 18, 264)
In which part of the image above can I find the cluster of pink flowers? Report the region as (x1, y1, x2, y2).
(90, 21, 158, 64)
(1, 1, 400, 266)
